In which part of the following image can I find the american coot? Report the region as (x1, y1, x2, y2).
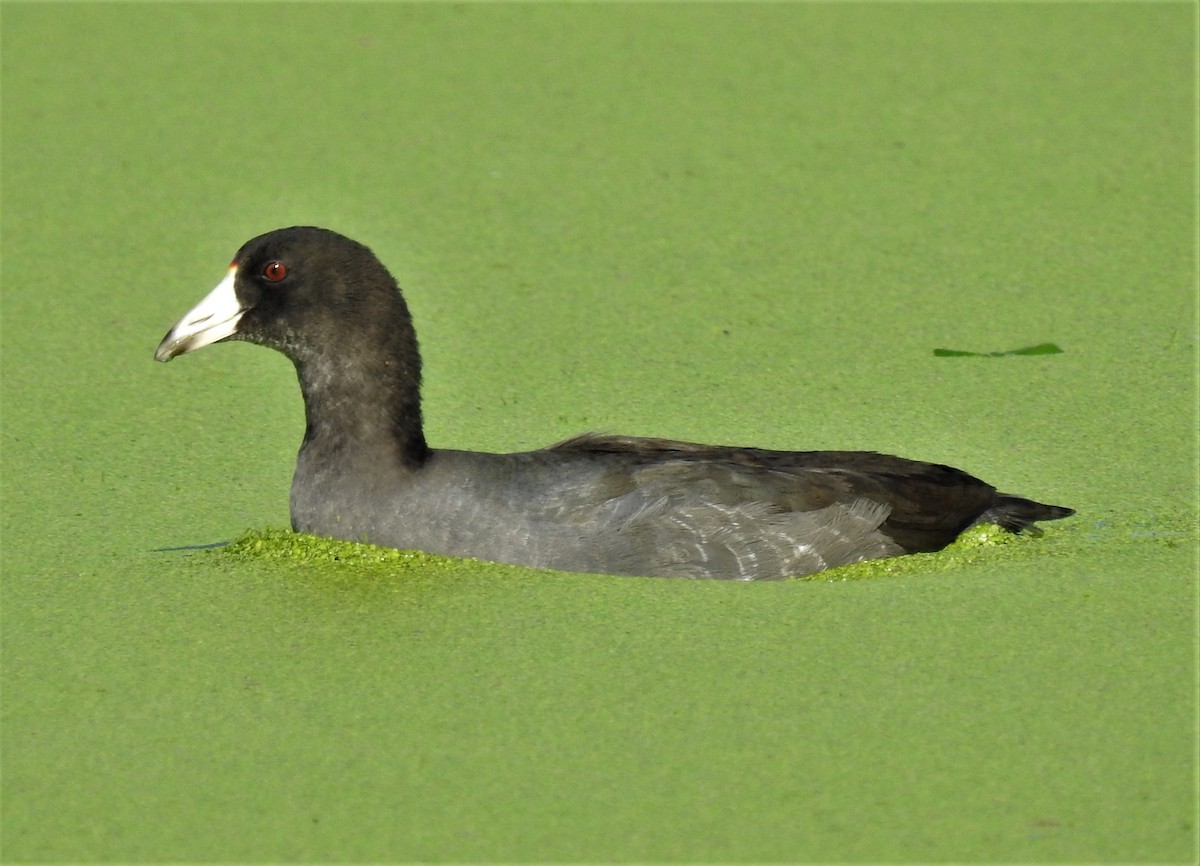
(155, 227, 1074, 580)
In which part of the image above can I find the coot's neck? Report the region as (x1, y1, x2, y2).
(291, 332, 431, 470)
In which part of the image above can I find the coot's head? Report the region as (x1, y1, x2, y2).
(155, 226, 412, 364)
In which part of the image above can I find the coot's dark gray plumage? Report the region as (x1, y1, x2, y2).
(155, 226, 1073, 580)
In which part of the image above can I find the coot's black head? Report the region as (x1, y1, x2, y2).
(156, 226, 429, 466)
(155, 226, 414, 365)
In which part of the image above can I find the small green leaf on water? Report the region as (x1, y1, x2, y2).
(1008, 342, 1064, 356)
(933, 342, 1063, 358)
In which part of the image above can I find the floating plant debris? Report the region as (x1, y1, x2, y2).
(933, 343, 1064, 358)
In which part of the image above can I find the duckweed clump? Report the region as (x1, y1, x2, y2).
(225, 527, 453, 569)
(806, 522, 1047, 582)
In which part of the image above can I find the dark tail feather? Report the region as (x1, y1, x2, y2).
(975, 494, 1075, 536)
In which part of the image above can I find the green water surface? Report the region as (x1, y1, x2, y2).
(2, 3, 1195, 861)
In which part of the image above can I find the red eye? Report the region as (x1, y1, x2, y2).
(263, 261, 287, 282)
